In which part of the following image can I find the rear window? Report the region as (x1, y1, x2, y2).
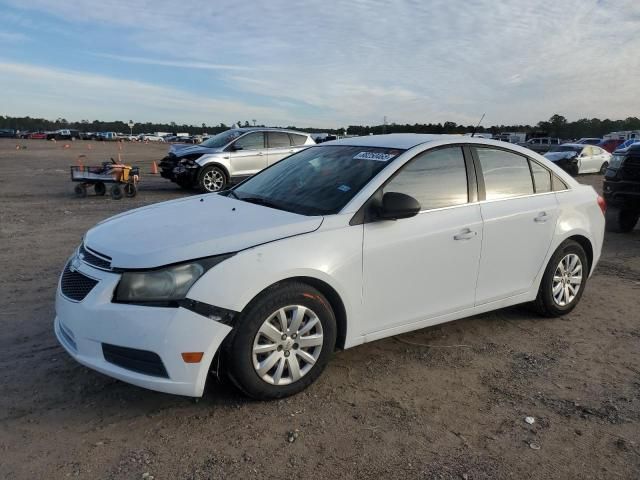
(289, 133, 308, 146)
(529, 160, 552, 193)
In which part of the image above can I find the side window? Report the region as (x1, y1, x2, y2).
(529, 160, 551, 193)
(383, 147, 468, 211)
(234, 132, 264, 150)
(583, 146, 593, 156)
(267, 131, 291, 148)
(289, 133, 308, 146)
(593, 147, 603, 155)
(476, 148, 534, 200)
(531, 138, 540, 145)
(552, 173, 568, 191)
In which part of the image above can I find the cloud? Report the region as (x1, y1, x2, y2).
(0, 30, 28, 42)
(3, 0, 640, 126)
(93, 53, 253, 72)
(0, 61, 288, 125)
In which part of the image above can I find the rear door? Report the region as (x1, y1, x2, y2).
(473, 147, 558, 304)
(361, 146, 483, 334)
(228, 131, 267, 177)
(266, 131, 295, 166)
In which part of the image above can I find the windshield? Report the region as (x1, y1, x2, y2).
(232, 145, 403, 215)
(200, 129, 243, 148)
(549, 145, 581, 153)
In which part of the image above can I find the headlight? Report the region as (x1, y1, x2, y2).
(114, 254, 233, 304)
(609, 155, 624, 169)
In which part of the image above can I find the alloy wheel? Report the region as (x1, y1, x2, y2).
(203, 169, 225, 192)
(552, 253, 583, 306)
(252, 305, 324, 385)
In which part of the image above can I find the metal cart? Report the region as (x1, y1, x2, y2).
(70, 160, 140, 199)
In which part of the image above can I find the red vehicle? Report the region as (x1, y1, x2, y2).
(28, 132, 48, 139)
(598, 138, 624, 153)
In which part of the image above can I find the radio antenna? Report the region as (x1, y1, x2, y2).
(471, 113, 485, 137)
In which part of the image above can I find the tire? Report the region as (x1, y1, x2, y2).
(110, 184, 123, 200)
(198, 165, 227, 193)
(605, 207, 639, 233)
(124, 183, 137, 198)
(533, 240, 588, 317)
(94, 182, 106, 196)
(224, 282, 337, 399)
(74, 184, 87, 198)
(599, 161, 609, 174)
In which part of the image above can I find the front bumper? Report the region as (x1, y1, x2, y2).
(54, 261, 232, 397)
(603, 179, 640, 209)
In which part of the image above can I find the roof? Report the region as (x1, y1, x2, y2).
(319, 133, 461, 150)
(558, 143, 586, 148)
(232, 127, 311, 135)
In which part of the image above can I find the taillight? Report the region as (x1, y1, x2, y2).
(597, 195, 606, 215)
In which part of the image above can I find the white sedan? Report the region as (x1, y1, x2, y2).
(55, 134, 605, 399)
(544, 144, 611, 175)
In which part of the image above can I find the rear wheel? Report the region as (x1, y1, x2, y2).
(606, 207, 639, 233)
(198, 165, 227, 193)
(224, 282, 336, 399)
(599, 161, 609, 174)
(74, 184, 87, 198)
(533, 240, 588, 317)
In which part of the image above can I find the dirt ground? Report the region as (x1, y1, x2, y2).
(0, 139, 639, 480)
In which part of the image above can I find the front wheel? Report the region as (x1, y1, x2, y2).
(110, 184, 123, 200)
(224, 282, 337, 399)
(198, 165, 227, 193)
(533, 240, 588, 317)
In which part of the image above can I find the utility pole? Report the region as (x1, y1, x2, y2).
(383, 116, 387, 134)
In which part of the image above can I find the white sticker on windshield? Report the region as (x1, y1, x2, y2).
(353, 151, 395, 162)
(337, 184, 351, 192)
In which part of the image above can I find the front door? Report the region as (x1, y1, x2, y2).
(473, 147, 558, 304)
(362, 146, 483, 335)
(228, 131, 267, 177)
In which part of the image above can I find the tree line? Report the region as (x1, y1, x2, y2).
(1, 114, 639, 139)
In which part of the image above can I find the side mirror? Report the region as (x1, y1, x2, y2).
(376, 192, 421, 220)
(229, 144, 243, 151)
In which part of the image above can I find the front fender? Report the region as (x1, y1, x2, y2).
(196, 154, 231, 173)
(186, 223, 363, 341)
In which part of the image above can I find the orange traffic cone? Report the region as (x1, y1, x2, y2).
(77, 155, 85, 169)
(87, 144, 93, 150)
(63, 143, 71, 149)
(15, 144, 20, 150)
(151, 161, 158, 174)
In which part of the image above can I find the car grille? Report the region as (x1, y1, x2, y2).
(80, 244, 112, 270)
(102, 343, 169, 378)
(60, 263, 99, 301)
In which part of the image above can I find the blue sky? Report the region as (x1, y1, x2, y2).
(0, 0, 638, 127)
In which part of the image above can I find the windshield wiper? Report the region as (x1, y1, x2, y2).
(239, 196, 286, 211)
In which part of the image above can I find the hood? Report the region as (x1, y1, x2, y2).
(169, 144, 223, 157)
(544, 151, 578, 162)
(84, 195, 323, 269)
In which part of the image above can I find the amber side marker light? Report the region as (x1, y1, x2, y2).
(181, 352, 204, 363)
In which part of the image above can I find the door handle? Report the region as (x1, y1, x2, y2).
(534, 212, 549, 223)
(257, 152, 264, 156)
(453, 228, 477, 240)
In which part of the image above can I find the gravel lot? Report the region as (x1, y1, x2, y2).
(1, 139, 639, 479)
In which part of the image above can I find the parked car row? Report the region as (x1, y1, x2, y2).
(159, 127, 316, 192)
